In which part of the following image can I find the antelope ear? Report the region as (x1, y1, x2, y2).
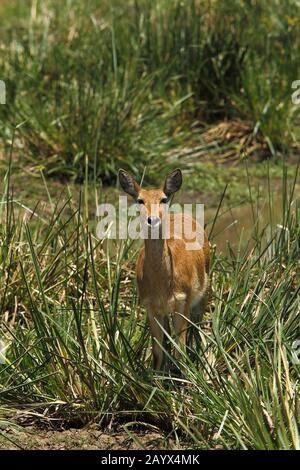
(163, 169, 182, 198)
(118, 169, 141, 200)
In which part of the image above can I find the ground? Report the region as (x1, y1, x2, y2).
(0, 426, 181, 450)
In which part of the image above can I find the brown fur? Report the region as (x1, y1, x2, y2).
(119, 169, 210, 370)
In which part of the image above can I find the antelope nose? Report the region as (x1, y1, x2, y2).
(147, 216, 160, 227)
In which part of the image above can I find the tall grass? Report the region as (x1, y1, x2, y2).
(1, 0, 300, 181)
(0, 155, 299, 449)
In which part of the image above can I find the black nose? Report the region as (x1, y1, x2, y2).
(147, 216, 160, 226)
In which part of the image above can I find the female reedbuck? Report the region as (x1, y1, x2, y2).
(119, 169, 210, 370)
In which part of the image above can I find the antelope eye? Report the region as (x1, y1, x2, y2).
(137, 198, 144, 205)
(160, 198, 168, 204)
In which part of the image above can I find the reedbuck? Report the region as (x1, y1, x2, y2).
(119, 169, 210, 370)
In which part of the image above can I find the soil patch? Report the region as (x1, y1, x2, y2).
(0, 425, 182, 450)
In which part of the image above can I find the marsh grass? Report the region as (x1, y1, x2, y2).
(0, 0, 300, 450)
(0, 152, 299, 449)
(1, 0, 300, 181)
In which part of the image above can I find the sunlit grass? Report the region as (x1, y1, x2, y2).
(0, 153, 299, 449)
(0, 0, 299, 450)
(1, 0, 300, 182)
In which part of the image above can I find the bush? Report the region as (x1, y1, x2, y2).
(1, 0, 300, 181)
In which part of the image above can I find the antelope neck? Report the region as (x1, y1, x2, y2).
(144, 237, 170, 267)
